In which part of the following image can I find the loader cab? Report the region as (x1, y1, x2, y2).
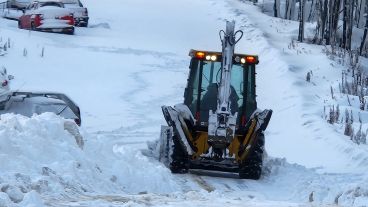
(184, 50, 259, 130)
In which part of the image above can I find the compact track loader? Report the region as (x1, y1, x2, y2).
(159, 21, 272, 179)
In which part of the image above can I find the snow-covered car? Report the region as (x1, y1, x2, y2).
(0, 92, 82, 126)
(18, 0, 75, 35)
(0, 69, 81, 125)
(60, 0, 88, 27)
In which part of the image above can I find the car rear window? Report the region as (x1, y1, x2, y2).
(40, 2, 63, 7)
(60, 0, 78, 4)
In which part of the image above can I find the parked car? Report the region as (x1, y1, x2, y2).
(60, 0, 88, 27)
(6, 0, 30, 10)
(1, 92, 82, 126)
(18, 0, 75, 35)
(0, 69, 81, 125)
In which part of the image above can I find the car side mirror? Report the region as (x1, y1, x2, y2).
(8, 75, 14, 80)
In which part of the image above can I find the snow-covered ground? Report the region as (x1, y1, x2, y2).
(0, 0, 368, 206)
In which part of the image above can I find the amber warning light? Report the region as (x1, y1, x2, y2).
(195, 52, 205, 59)
(246, 56, 257, 64)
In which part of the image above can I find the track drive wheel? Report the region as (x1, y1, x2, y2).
(239, 133, 265, 180)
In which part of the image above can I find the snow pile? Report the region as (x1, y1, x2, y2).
(0, 113, 186, 206)
(0, 113, 119, 206)
(262, 158, 368, 206)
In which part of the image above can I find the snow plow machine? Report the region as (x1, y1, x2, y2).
(159, 21, 272, 179)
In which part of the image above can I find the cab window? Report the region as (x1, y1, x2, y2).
(185, 59, 248, 124)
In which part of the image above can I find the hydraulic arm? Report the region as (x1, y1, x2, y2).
(208, 21, 243, 147)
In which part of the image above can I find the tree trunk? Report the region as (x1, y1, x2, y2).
(314, 0, 326, 44)
(313, 0, 322, 43)
(343, 0, 348, 48)
(274, 0, 280, 17)
(346, 0, 354, 50)
(360, 1, 368, 55)
(291, 0, 296, 20)
(322, 0, 328, 43)
(274, 0, 277, 17)
(330, 0, 341, 48)
(285, 0, 291, 19)
(308, 0, 316, 22)
(298, 0, 306, 42)
(325, 0, 333, 45)
(356, 0, 363, 27)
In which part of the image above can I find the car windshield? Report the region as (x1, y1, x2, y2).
(40, 2, 63, 7)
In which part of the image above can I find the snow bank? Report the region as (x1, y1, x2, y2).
(0, 113, 186, 206)
(0, 113, 121, 206)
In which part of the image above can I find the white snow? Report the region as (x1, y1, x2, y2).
(0, 0, 368, 206)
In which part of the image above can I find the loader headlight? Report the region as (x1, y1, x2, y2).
(205, 55, 217, 61)
(240, 58, 246, 64)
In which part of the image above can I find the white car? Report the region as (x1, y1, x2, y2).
(60, 0, 88, 27)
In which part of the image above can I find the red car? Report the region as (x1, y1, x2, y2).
(18, 0, 75, 35)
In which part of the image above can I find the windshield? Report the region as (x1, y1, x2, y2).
(186, 59, 250, 124)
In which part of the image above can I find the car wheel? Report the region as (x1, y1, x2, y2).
(68, 28, 75, 35)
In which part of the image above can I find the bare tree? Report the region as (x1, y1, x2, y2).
(342, 0, 354, 50)
(285, 0, 296, 20)
(314, 0, 328, 44)
(360, 0, 368, 55)
(298, 0, 306, 42)
(347, 0, 354, 50)
(343, 0, 348, 49)
(329, 0, 342, 48)
(308, 0, 316, 22)
(285, 0, 291, 19)
(274, 0, 281, 17)
(356, 0, 365, 27)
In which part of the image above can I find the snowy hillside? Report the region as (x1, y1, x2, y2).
(0, 0, 368, 206)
